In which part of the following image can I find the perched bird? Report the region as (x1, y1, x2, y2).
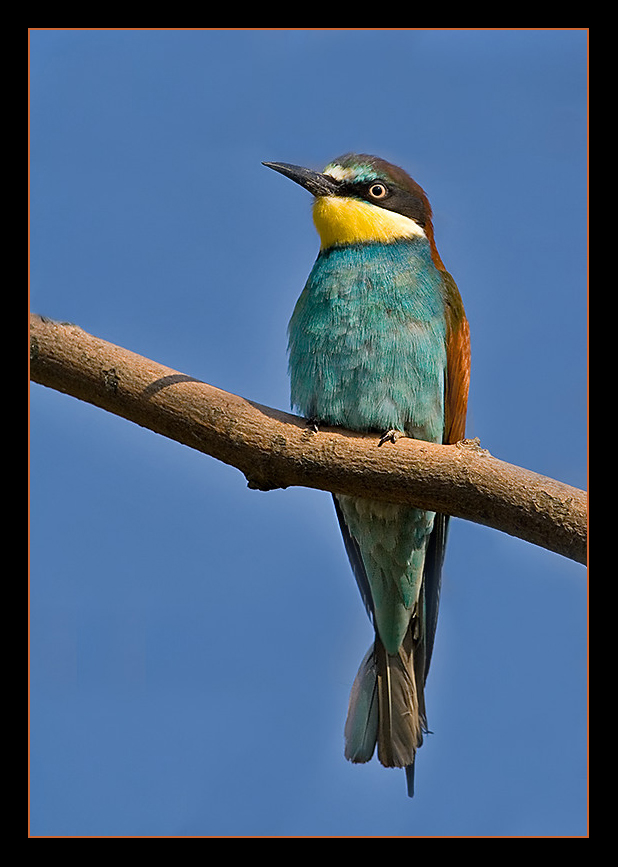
(263, 154, 470, 796)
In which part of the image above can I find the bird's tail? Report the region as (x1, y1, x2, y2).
(344, 625, 425, 796)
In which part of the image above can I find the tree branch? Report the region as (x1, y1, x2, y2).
(29, 313, 587, 565)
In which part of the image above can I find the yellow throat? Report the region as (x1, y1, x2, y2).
(312, 195, 425, 249)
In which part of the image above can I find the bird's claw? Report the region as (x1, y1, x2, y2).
(378, 429, 404, 447)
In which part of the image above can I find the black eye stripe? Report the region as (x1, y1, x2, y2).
(339, 180, 389, 198)
(336, 179, 428, 227)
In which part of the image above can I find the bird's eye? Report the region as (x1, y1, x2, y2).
(368, 183, 388, 199)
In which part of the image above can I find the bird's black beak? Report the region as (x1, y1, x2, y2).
(262, 161, 340, 197)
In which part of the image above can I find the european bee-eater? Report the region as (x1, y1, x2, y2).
(264, 154, 470, 796)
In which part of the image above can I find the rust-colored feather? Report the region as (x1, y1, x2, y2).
(441, 272, 471, 445)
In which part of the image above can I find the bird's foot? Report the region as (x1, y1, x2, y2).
(455, 436, 491, 456)
(378, 429, 404, 447)
(306, 416, 320, 433)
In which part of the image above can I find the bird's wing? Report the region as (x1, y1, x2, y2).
(441, 270, 471, 446)
(333, 494, 375, 623)
(419, 270, 471, 677)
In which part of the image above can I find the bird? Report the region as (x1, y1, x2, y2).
(263, 154, 470, 796)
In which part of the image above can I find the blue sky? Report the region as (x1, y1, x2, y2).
(29, 29, 587, 837)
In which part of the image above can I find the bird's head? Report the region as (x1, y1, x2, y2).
(263, 153, 444, 268)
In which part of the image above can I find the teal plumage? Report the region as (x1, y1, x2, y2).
(264, 154, 470, 796)
(288, 240, 447, 441)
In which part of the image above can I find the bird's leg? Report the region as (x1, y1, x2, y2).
(306, 416, 320, 433)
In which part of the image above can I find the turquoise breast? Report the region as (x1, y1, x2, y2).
(288, 238, 448, 443)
